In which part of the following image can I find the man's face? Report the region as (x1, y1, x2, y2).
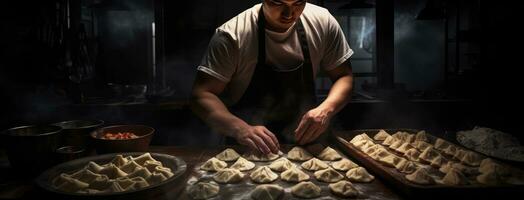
(262, 0, 306, 32)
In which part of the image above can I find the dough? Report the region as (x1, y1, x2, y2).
(215, 148, 240, 161)
(287, 146, 313, 161)
(251, 184, 284, 200)
(250, 166, 279, 183)
(230, 157, 255, 171)
(314, 167, 344, 183)
(346, 167, 374, 182)
(291, 181, 321, 198)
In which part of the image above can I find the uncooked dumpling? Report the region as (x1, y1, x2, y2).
(301, 158, 329, 171)
(439, 162, 477, 175)
(395, 142, 414, 154)
(331, 158, 358, 171)
(291, 181, 321, 198)
(442, 145, 457, 156)
(395, 159, 417, 174)
(363, 144, 382, 155)
(389, 139, 404, 150)
(405, 168, 435, 185)
(251, 184, 284, 200)
(404, 148, 421, 162)
(215, 148, 240, 161)
(434, 138, 451, 151)
(287, 146, 313, 161)
(350, 133, 373, 144)
(430, 155, 446, 168)
(200, 157, 227, 172)
(354, 139, 374, 150)
(460, 151, 483, 166)
(453, 149, 467, 161)
(477, 171, 505, 185)
(378, 154, 404, 168)
(479, 158, 510, 176)
(373, 130, 390, 141)
(281, 167, 310, 182)
(329, 180, 359, 198)
(54, 175, 89, 193)
(317, 146, 342, 161)
(314, 167, 344, 183)
(415, 130, 429, 142)
(250, 166, 278, 183)
(412, 141, 433, 151)
(243, 151, 282, 162)
(441, 168, 468, 185)
(346, 167, 374, 182)
(419, 148, 440, 164)
(110, 155, 129, 167)
(213, 168, 245, 183)
(382, 136, 398, 147)
(188, 181, 219, 200)
(132, 153, 158, 166)
(369, 148, 392, 160)
(98, 163, 128, 179)
(269, 157, 294, 172)
(230, 157, 255, 171)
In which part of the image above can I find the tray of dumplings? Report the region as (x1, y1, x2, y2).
(335, 129, 524, 198)
(35, 152, 187, 198)
(183, 146, 401, 200)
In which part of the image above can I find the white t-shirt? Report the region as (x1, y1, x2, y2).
(197, 3, 353, 105)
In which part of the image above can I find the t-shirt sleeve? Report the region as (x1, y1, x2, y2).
(197, 30, 238, 82)
(320, 13, 353, 71)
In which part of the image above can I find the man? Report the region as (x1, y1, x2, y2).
(190, 0, 353, 155)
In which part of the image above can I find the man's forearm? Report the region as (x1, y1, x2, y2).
(190, 92, 248, 137)
(317, 74, 353, 117)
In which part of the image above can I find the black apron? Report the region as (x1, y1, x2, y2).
(226, 8, 317, 144)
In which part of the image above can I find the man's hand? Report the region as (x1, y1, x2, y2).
(294, 106, 333, 145)
(234, 125, 280, 154)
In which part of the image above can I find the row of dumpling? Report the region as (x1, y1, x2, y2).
(190, 180, 362, 199)
(212, 146, 344, 163)
(52, 153, 173, 194)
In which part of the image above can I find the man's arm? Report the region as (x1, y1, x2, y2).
(190, 71, 279, 154)
(295, 60, 353, 144)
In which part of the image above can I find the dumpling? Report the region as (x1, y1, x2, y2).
(98, 163, 128, 179)
(441, 168, 468, 185)
(434, 138, 451, 151)
(213, 168, 245, 183)
(349, 133, 373, 144)
(369, 148, 392, 160)
(127, 167, 152, 180)
(243, 151, 282, 161)
(251, 184, 284, 200)
(250, 166, 278, 183)
(392, 131, 410, 141)
(128, 177, 149, 189)
(147, 172, 168, 185)
(188, 181, 219, 200)
(346, 167, 374, 182)
(389, 139, 404, 150)
(415, 130, 429, 142)
(269, 157, 294, 172)
(430, 155, 446, 168)
(477, 171, 505, 185)
(374, 130, 390, 141)
(405, 168, 435, 185)
(479, 158, 510, 176)
(143, 160, 163, 172)
(281, 167, 310, 182)
(84, 161, 105, 173)
(215, 148, 240, 161)
(382, 136, 397, 147)
(287, 146, 313, 161)
(354, 139, 374, 150)
(419, 148, 440, 164)
(110, 155, 129, 167)
(329, 180, 359, 198)
(363, 144, 381, 155)
(230, 157, 255, 171)
(395, 159, 417, 174)
(314, 168, 344, 183)
(54, 175, 89, 192)
(291, 181, 321, 198)
(439, 162, 478, 175)
(404, 148, 421, 162)
(405, 134, 416, 143)
(301, 158, 329, 171)
(395, 142, 414, 154)
(317, 146, 342, 161)
(154, 166, 174, 178)
(120, 160, 142, 174)
(200, 157, 227, 172)
(442, 145, 457, 156)
(453, 149, 467, 161)
(378, 154, 404, 168)
(115, 177, 138, 191)
(412, 141, 433, 151)
(132, 153, 158, 166)
(331, 158, 358, 171)
(70, 169, 102, 184)
(86, 175, 111, 190)
(460, 151, 483, 166)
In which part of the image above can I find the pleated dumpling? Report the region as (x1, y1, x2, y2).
(250, 184, 284, 200)
(54, 174, 89, 193)
(442, 144, 457, 156)
(404, 148, 421, 162)
(213, 168, 245, 183)
(329, 180, 359, 198)
(188, 181, 219, 200)
(287, 146, 313, 161)
(477, 170, 506, 185)
(317, 146, 342, 161)
(395, 159, 417, 174)
(382, 136, 398, 147)
(120, 160, 142, 174)
(378, 154, 404, 168)
(127, 167, 152, 180)
(349, 133, 373, 144)
(215, 148, 240, 161)
(405, 168, 435, 185)
(281, 167, 310, 182)
(269, 157, 294, 172)
(143, 160, 163, 172)
(354, 139, 375, 150)
(132, 153, 158, 166)
(110, 155, 129, 167)
(460, 151, 483, 166)
(412, 141, 433, 152)
(389, 139, 404, 150)
(250, 166, 278, 183)
(331, 158, 358, 171)
(479, 158, 510, 176)
(154, 166, 174, 178)
(363, 144, 382, 155)
(314, 168, 344, 183)
(243, 151, 282, 161)
(441, 168, 468, 185)
(434, 138, 451, 151)
(430, 155, 446, 168)
(395, 142, 414, 154)
(415, 130, 429, 142)
(369, 148, 392, 160)
(346, 167, 374, 182)
(301, 158, 329, 171)
(200, 157, 227, 172)
(419, 148, 440, 164)
(230, 157, 255, 171)
(70, 169, 103, 184)
(392, 131, 411, 142)
(291, 181, 321, 198)
(373, 129, 390, 141)
(98, 163, 128, 179)
(85, 161, 105, 173)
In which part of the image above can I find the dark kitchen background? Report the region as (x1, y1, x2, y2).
(1, 0, 522, 146)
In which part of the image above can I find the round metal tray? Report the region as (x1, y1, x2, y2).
(35, 152, 186, 198)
